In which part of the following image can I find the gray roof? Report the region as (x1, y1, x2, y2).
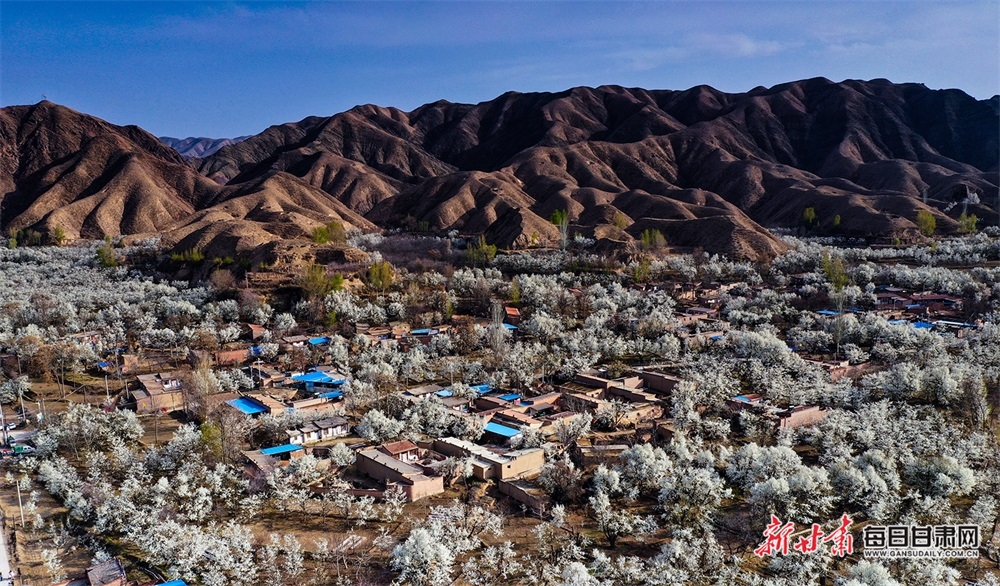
(359, 448, 422, 475)
(315, 416, 348, 428)
(86, 558, 126, 586)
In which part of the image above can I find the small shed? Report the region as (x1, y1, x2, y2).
(260, 444, 304, 457)
(483, 421, 522, 444)
(227, 396, 270, 416)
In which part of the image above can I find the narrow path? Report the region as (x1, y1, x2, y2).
(0, 510, 12, 582)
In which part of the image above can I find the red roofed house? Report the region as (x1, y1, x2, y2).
(379, 440, 420, 463)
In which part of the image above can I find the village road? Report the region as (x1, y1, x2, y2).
(0, 510, 12, 583)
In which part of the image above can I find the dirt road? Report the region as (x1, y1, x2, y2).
(0, 510, 12, 582)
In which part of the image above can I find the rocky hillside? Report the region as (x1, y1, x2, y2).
(196, 78, 999, 258)
(159, 135, 251, 159)
(0, 101, 372, 261)
(2, 79, 997, 262)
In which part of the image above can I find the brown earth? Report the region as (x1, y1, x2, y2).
(2, 78, 997, 262)
(196, 78, 997, 259)
(0, 102, 372, 261)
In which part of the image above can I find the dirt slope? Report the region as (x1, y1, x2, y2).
(199, 78, 998, 259)
(3, 79, 996, 262)
(0, 102, 371, 259)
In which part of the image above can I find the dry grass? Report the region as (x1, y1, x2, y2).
(137, 412, 188, 447)
(0, 478, 91, 583)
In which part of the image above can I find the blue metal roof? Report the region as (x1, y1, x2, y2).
(308, 336, 330, 345)
(498, 393, 521, 402)
(470, 384, 492, 395)
(502, 323, 517, 330)
(159, 581, 189, 586)
(435, 389, 454, 397)
(227, 397, 269, 415)
(292, 371, 344, 384)
(484, 422, 521, 438)
(913, 321, 934, 329)
(816, 310, 840, 316)
(260, 444, 304, 456)
(96, 361, 110, 368)
(411, 328, 431, 335)
(318, 391, 343, 399)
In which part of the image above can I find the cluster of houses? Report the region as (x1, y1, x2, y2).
(220, 361, 825, 511)
(210, 364, 667, 507)
(242, 432, 548, 506)
(99, 278, 983, 514)
(873, 287, 964, 317)
(109, 330, 839, 512)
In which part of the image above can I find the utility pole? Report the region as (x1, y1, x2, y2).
(104, 374, 110, 404)
(15, 478, 24, 526)
(0, 408, 7, 446)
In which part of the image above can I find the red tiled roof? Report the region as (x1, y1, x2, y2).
(381, 440, 418, 455)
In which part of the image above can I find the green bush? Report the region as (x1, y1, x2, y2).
(311, 221, 347, 245)
(916, 210, 936, 237)
(96, 242, 119, 267)
(170, 248, 206, 264)
(640, 228, 666, 251)
(958, 212, 978, 234)
(466, 235, 497, 265)
(802, 207, 818, 228)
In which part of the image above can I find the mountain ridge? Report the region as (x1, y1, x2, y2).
(0, 101, 372, 261)
(1, 78, 997, 263)
(159, 135, 252, 159)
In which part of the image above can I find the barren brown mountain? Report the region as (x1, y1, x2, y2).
(0, 101, 371, 260)
(159, 135, 251, 159)
(197, 78, 999, 258)
(2, 78, 997, 263)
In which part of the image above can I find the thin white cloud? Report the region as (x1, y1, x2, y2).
(613, 47, 692, 72)
(686, 33, 794, 58)
(608, 33, 796, 73)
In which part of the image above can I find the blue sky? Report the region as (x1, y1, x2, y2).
(2, 1, 997, 138)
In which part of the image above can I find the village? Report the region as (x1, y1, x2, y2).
(112, 277, 971, 509)
(0, 233, 997, 585)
